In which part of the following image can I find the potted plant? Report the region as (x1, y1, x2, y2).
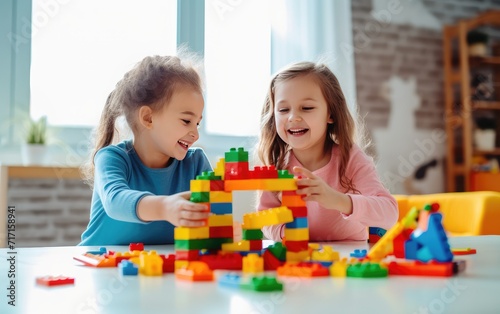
(21, 116, 49, 165)
(474, 116, 496, 150)
(467, 30, 489, 57)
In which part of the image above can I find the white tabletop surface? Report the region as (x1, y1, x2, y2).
(1, 236, 499, 314)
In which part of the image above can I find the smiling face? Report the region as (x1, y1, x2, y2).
(149, 86, 204, 162)
(273, 74, 333, 155)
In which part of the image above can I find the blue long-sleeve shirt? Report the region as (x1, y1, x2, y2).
(80, 140, 212, 246)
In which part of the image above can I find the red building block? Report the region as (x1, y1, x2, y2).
(288, 206, 308, 218)
(129, 243, 144, 251)
(284, 240, 309, 252)
(160, 254, 176, 273)
(209, 225, 234, 238)
(176, 250, 200, 261)
(225, 162, 250, 180)
(210, 180, 225, 191)
(263, 250, 283, 270)
(250, 166, 278, 179)
(388, 260, 454, 277)
(36, 276, 75, 287)
(200, 252, 243, 270)
(392, 228, 414, 258)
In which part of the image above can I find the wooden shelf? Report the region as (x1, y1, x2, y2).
(470, 56, 500, 66)
(472, 101, 500, 110)
(474, 148, 500, 155)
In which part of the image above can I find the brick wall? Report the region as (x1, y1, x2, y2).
(8, 178, 92, 247)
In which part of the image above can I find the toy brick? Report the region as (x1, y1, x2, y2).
(284, 240, 309, 252)
(266, 242, 287, 261)
(139, 250, 163, 276)
(225, 147, 249, 162)
(310, 246, 340, 262)
(222, 240, 251, 252)
(250, 166, 278, 179)
(119, 260, 138, 276)
(452, 247, 477, 255)
(73, 253, 116, 267)
(278, 170, 294, 178)
(277, 262, 329, 277)
(175, 260, 189, 271)
(224, 179, 264, 191)
(369, 226, 387, 237)
(350, 249, 367, 259)
(249, 240, 263, 251)
(242, 206, 293, 229)
(284, 228, 309, 241)
(411, 212, 453, 263)
(86, 247, 107, 255)
(285, 217, 308, 229)
(210, 180, 225, 191)
(190, 179, 210, 192)
(261, 179, 297, 191)
(160, 254, 175, 273)
(347, 262, 388, 278)
(387, 260, 454, 277)
(208, 214, 233, 227)
(209, 225, 234, 238)
(110, 251, 140, 264)
(367, 219, 406, 260)
(209, 191, 233, 203)
(36, 276, 75, 287)
(218, 273, 242, 289)
(241, 276, 284, 292)
(175, 238, 232, 251)
(200, 252, 243, 270)
(176, 250, 200, 261)
(282, 194, 306, 207)
(263, 250, 284, 270)
(393, 228, 414, 258)
(196, 171, 222, 180)
(175, 261, 214, 281)
(330, 258, 349, 277)
(225, 162, 250, 180)
(211, 202, 233, 215)
(174, 227, 210, 240)
(190, 192, 209, 203)
(285, 250, 309, 262)
(129, 243, 144, 251)
(242, 228, 263, 240)
(214, 158, 225, 179)
(288, 206, 308, 218)
(242, 253, 264, 273)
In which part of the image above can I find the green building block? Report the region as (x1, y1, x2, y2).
(191, 192, 209, 203)
(346, 262, 388, 278)
(278, 170, 294, 178)
(241, 276, 284, 292)
(242, 229, 263, 240)
(196, 171, 222, 180)
(266, 242, 287, 261)
(175, 238, 233, 250)
(225, 147, 249, 162)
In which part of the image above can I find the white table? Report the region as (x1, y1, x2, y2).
(1, 236, 499, 314)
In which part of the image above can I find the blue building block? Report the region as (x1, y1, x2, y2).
(350, 249, 367, 258)
(411, 213, 453, 263)
(119, 260, 138, 276)
(369, 227, 387, 237)
(211, 203, 233, 215)
(285, 217, 308, 229)
(86, 247, 107, 255)
(218, 273, 242, 289)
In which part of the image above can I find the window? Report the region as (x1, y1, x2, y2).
(204, 0, 271, 137)
(30, 0, 177, 127)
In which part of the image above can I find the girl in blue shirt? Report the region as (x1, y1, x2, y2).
(80, 55, 212, 245)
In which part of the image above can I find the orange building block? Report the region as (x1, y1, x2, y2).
(175, 261, 214, 281)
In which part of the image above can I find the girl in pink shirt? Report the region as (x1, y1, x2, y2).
(256, 61, 398, 242)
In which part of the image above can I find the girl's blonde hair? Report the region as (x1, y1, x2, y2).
(257, 61, 360, 193)
(82, 54, 203, 185)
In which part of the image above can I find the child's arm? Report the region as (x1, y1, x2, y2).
(257, 191, 286, 242)
(137, 192, 209, 227)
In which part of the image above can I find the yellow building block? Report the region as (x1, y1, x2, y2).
(139, 251, 163, 276)
(190, 179, 210, 192)
(208, 214, 233, 227)
(214, 158, 225, 179)
(175, 260, 189, 271)
(282, 194, 306, 207)
(286, 250, 309, 262)
(209, 191, 233, 203)
(242, 206, 293, 229)
(284, 228, 309, 241)
(174, 227, 210, 240)
(310, 246, 340, 262)
(242, 253, 264, 273)
(330, 258, 348, 277)
(261, 179, 297, 191)
(221, 240, 250, 252)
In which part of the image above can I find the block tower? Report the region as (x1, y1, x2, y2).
(174, 147, 310, 266)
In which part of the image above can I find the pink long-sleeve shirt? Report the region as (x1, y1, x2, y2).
(258, 144, 398, 242)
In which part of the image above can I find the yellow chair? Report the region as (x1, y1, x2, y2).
(394, 192, 500, 236)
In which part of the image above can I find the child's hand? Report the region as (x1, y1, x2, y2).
(293, 166, 338, 209)
(164, 191, 209, 227)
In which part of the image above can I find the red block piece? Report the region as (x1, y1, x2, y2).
(129, 243, 144, 251)
(160, 254, 175, 273)
(176, 250, 200, 261)
(388, 260, 454, 277)
(225, 162, 250, 180)
(392, 228, 414, 258)
(200, 252, 243, 270)
(288, 206, 308, 218)
(250, 166, 278, 179)
(36, 276, 75, 287)
(210, 180, 225, 191)
(210, 226, 234, 238)
(249, 240, 263, 251)
(263, 250, 284, 270)
(284, 240, 309, 252)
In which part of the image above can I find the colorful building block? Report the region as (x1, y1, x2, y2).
(200, 252, 243, 270)
(242, 206, 293, 229)
(277, 262, 329, 277)
(350, 249, 367, 259)
(284, 228, 309, 241)
(129, 243, 144, 252)
(208, 214, 233, 227)
(175, 261, 213, 281)
(225, 147, 249, 162)
(347, 262, 388, 278)
(119, 260, 138, 276)
(174, 227, 210, 240)
(243, 253, 264, 273)
(36, 276, 75, 287)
